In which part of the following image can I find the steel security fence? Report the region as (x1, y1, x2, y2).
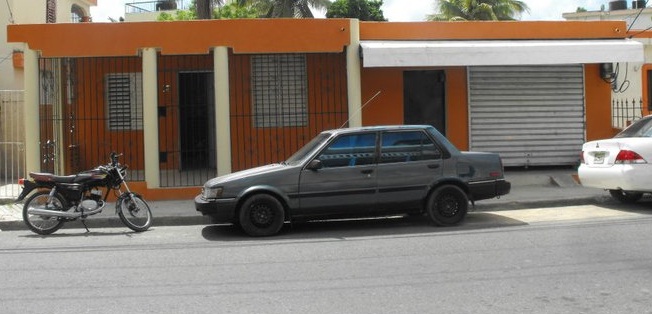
(229, 52, 349, 171)
(0, 90, 25, 199)
(38, 57, 146, 180)
(158, 54, 216, 187)
(612, 97, 643, 129)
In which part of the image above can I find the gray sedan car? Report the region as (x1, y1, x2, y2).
(195, 125, 510, 236)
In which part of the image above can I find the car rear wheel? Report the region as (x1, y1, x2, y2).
(426, 185, 468, 226)
(608, 190, 643, 204)
(238, 194, 285, 236)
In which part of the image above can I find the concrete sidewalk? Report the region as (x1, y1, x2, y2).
(0, 168, 611, 231)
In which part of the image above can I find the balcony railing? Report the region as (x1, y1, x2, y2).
(125, 0, 191, 14)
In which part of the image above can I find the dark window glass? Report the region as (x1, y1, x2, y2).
(317, 133, 376, 168)
(380, 131, 441, 163)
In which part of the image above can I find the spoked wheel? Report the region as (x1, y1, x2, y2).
(426, 185, 469, 226)
(608, 190, 643, 204)
(238, 194, 285, 237)
(22, 191, 67, 235)
(117, 194, 152, 232)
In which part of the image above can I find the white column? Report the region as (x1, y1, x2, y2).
(346, 19, 363, 128)
(214, 47, 232, 176)
(142, 48, 160, 188)
(23, 47, 40, 174)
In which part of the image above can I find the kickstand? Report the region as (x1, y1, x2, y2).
(81, 220, 90, 233)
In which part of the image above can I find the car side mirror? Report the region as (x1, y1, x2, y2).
(306, 159, 323, 171)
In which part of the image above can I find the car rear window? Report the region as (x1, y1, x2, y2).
(615, 116, 652, 138)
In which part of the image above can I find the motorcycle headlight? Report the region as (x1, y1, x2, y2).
(202, 187, 223, 199)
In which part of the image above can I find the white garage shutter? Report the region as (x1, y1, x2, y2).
(468, 65, 585, 167)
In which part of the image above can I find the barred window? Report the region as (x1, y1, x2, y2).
(105, 73, 143, 131)
(46, 0, 56, 23)
(251, 54, 307, 128)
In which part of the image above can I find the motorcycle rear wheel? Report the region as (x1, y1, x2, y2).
(22, 191, 67, 235)
(117, 194, 152, 232)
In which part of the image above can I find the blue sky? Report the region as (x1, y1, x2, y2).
(91, 0, 614, 23)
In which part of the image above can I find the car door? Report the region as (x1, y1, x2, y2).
(375, 130, 444, 212)
(297, 132, 378, 217)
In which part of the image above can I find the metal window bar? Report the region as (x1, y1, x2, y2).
(38, 57, 145, 181)
(230, 52, 349, 171)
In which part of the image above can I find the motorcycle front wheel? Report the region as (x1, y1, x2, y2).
(117, 194, 152, 232)
(22, 191, 67, 235)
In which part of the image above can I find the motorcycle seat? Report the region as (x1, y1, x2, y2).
(29, 172, 87, 184)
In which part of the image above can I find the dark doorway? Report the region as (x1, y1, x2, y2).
(403, 70, 446, 135)
(178, 72, 215, 170)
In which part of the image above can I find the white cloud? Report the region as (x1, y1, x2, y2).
(90, 0, 127, 23)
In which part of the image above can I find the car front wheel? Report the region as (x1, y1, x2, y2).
(608, 190, 643, 204)
(426, 185, 468, 226)
(238, 194, 285, 236)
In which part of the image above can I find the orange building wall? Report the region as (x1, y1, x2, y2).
(361, 67, 470, 150)
(584, 64, 618, 141)
(70, 57, 145, 172)
(229, 53, 349, 171)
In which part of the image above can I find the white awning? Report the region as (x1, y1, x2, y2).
(360, 39, 644, 67)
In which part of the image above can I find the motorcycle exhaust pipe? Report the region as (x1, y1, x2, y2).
(27, 202, 106, 219)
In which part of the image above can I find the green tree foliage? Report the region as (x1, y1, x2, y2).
(576, 7, 587, 13)
(326, 0, 387, 21)
(158, 0, 329, 20)
(258, 0, 332, 18)
(428, 0, 530, 21)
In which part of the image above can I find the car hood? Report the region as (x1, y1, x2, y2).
(204, 163, 290, 187)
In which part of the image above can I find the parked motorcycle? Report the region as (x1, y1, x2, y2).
(16, 152, 152, 235)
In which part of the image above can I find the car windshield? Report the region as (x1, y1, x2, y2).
(285, 133, 331, 165)
(615, 116, 652, 138)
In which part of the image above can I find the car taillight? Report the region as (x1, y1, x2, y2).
(615, 150, 647, 164)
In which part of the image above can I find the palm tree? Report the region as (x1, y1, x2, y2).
(255, 0, 332, 18)
(195, 0, 253, 19)
(428, 0, 529, 21)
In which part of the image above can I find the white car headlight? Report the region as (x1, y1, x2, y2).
(202, 187, 223, 199)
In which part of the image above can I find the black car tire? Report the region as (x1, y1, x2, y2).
(427, 185, 468, 226)
(238, 194, 285, 236)
(608, 190, 643, 204)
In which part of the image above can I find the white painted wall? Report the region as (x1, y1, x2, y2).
(1, 0, 94, 90)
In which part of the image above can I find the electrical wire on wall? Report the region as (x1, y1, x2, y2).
(5, 0, 15, 24)
(607, 0, 650, 94)
(604, 62, 631, 93)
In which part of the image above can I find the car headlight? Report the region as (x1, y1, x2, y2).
(202, 187, 223, 199)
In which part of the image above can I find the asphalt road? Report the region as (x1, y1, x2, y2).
(1, 203, 652, 314)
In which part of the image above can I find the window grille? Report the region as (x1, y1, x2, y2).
(46, 0, 56, 23)
(105, 73, 143, 131)
(251, 54, 307, 127)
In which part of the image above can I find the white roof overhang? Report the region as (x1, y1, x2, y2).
(360, 39, 644, 67)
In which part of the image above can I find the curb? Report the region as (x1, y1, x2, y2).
(0, 214, 211, 231)
(1, 197, 608, 232)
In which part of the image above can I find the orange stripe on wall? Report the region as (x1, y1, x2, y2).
(8, 19, 351, 57)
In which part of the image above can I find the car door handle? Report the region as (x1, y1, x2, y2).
(427, 164, 440, 169)
(361, 169, 374, 174)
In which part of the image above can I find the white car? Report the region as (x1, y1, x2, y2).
(579, 115, 652, 203)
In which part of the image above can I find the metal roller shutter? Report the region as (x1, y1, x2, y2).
(468, 65, 585, 167)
